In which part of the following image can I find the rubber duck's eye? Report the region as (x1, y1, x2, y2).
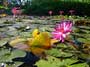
(37, 32, 40, 35)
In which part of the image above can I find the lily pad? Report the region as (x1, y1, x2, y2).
(10, 49, 26, 59)
(0, 49, 10, 57)
(78, 26, 90, 30)
(0, 49, 26, 63)
(46, 48, 73, 57)
(35, 56, 61, 67)
(81, 30, 90, 33)
(77, 38, 90, 43)
(71, 63, 89, 67)
(19, 32, 31, 38)
(7, 62, 23, 67)
(35, 56, 79, 67)
(0, 38, 9, 47)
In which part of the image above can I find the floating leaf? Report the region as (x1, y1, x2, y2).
(0, 49, 10, 57)
(6, 62, 23, 67)
(56, 43, 68, 48)
(79, 53, 90, 60)
(81, 30, 90, 34)
(19, 32, 31, 38)
(46, 49, 61, 57)
(71, 63, 89, 67)
(35, 56, 61, 67)
(10, 49, 26, 59)
(46, 48, 73, 57)
(0, 38, 8, 47)
(0, 49, 26, 63)
(78, 26, 90, 30)
(0, 52, 12, 62)
(35, 56, 79, 67)
(77, 38, 90, 43)
(59, 59, 78, 66)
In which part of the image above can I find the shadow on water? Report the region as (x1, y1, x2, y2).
(13, 52, 39, 67)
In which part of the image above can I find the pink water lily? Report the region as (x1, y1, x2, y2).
(48, 10, 53, 16)
(52, 20, 73, 42)
(59, 10, 64, 15)
(69, 10, 75, 15)
(12, 7, 22, 17)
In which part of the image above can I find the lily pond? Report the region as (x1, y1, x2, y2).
(0, 15, 90, 67)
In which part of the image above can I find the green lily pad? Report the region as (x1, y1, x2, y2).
(0, 49, 10, 57)
(0, 49, 26, 63)
(0, 52, 12, 62)
(81, 30, 90, 34)
(78, 26, 90, 30)
(6, 62, 23, 67)
(35, 56, 61, 67)
(56, 43, 68, 48)
(77, 38, 90, 43)
(79, 53, 90, 60)
(71, 63, 89, 67)
(60, 59, 78, 66)
(19, 32, 31, 38)
(0, 38, 8, 47)
(46, 48, 73, 57)
(35, 56, 79, 67)
(10, 49, 26, 59)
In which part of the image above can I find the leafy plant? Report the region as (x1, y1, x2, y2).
(35, 56, 89, 67)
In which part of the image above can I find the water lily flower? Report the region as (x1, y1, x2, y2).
(52, 20, 73, 42)
(69, 10, 75, 15)
(12, 7, 22, 18)
(59, 10, 64, 15)
(48, 10, 53, 16)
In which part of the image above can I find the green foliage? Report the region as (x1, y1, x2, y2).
(71, 63, 89, 67)
(0, 48, 26, 63)
(35, 56, 89, 67)
(0, 38, 8, 47)
(0, 45, 26, 67)
(0, 5, 8, 9)
(22, 0, 90, 16)
(35, 21, 90, 67)
(46, 48, 73, 58)
(0, 15, 90, 67)
(6, 62, 24, 67)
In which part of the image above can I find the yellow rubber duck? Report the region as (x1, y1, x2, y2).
(9, 29, 59, 56)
